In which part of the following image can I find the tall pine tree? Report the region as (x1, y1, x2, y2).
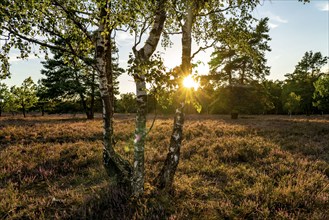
(40, 39, 123, 119)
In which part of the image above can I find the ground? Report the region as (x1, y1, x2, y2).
(0, 114, 328, 219)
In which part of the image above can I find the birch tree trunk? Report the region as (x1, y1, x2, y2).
(132, 0, 167, 195)
(96, 5, 132, 188)
(155, 5, 193, 192)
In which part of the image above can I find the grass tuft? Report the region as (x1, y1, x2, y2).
(0, 114, 328, 219)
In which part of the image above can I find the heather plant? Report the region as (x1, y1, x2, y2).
(0, 115, 328, 219)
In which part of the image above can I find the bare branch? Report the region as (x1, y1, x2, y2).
(196, 5, 237, 17)
(191, 40, 216, 60)
(139, 19, 153, 46)
(132, 14, 154, 56)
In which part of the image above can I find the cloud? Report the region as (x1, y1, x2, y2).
(260, 11, 288, 24)
(268, 12, 288, 24)
(258, 11, 288, 29)
(271, 15, 288, 24)
(116, 31, 134, 44)
(268, 23, 279, 29)
(317, 3, 329, 11)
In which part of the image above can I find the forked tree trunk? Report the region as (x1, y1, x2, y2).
(131, 0, 167, 196)
(155, 5, 193, 192)
(96, 5, 131, 188)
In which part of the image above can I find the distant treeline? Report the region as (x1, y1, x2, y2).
(0, 51, 328, 118)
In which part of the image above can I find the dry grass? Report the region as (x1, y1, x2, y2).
(0, 114, 328, 219)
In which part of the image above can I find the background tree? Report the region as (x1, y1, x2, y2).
(209, 18, 271, 85)
(35, 81, 59, 116)
(208, 17, 271, 116)
(10, 77, 38, 117)
(2, 91, 18, 116)
(284, 51, 328, 115)
(39, 39, 123, 119)
(313, 74, 329, 113)
(0, 82, 9, 116)
(263, 80, 284, 114)
(40, 48, 97, 119)
(116, 93, 137, 113)
(284, 92, 302, 116)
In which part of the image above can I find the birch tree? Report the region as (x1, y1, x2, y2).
(155, 0, 267, 192)
(0, 0, 169, 196)
(156, 0, 310, 192)
(128, 0, 167, 195)
(0, 0, 133, 188)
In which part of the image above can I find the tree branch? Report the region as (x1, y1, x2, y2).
(52, 0, 93, 42)
(133, 17, 153, 55)
(3, 26, 68, 53)
(4, 26, 98, 73)
(196, 5, 239, 17)
(136, 0, 167, 59)
(191, 40, 216, 60)
(196, 5, 237, 17)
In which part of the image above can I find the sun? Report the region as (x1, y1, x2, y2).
(183, 75, 199, 90)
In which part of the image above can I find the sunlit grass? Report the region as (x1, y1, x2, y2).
(0, 114, 328, 219)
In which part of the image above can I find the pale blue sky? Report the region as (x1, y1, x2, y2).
(3, 0, 329, 94)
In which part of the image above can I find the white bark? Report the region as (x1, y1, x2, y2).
(132, 0, 167, 195)
(155, 3, 193, 192)
(96, 6, 131, 187)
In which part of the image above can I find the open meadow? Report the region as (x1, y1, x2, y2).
(0, 114, 329, 219)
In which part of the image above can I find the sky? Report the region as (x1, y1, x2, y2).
(2, 0, 329, 94)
